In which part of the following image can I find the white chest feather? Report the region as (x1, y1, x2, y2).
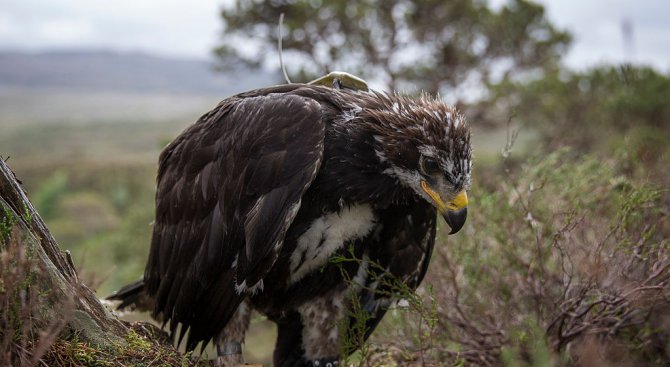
(289, 204, 376, 284)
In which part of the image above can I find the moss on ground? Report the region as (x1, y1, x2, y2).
(40, 323, 212, 367)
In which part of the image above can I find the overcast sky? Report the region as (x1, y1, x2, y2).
(0, 0, 668, 72)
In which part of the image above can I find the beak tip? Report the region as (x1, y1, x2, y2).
(443, 207, 467, 235)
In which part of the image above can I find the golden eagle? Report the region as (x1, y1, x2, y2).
(110, 78, 471, 367)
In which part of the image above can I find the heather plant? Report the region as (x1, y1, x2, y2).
(0, 215, 70, 366)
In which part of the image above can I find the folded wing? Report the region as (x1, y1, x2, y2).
(144, 92, 326, 350)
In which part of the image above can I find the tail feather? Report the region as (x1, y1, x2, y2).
(107, 279, 152, 311)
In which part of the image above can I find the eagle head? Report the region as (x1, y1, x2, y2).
(359, 92, 472, 234)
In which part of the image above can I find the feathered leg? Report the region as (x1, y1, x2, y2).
(215, 299, 251, 367)
(296, 288, 347, 366)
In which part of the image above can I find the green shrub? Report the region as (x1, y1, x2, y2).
(490, 66, 670, 153)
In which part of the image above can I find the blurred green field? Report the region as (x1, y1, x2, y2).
(0, 88, 223, 289)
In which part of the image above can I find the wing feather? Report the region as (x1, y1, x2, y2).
(144, 92, 326, 349)
(349, 203, 437, 348)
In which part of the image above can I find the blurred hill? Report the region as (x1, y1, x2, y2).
(0, 50, 275, 94)
(0, 49, 279, 167)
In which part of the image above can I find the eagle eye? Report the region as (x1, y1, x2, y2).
(422, 157, 440, 175)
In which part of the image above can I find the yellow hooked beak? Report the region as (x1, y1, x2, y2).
(421, 180, 468, 234)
